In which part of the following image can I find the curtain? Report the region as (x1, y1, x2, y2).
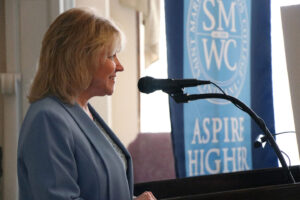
(165, 0, 277, 178)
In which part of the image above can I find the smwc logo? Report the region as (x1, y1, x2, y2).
(186, 0, 250, 104)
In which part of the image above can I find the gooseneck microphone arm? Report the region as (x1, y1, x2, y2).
(171, 92, 296, 184)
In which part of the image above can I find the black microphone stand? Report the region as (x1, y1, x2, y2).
(169, 91, 296, 184)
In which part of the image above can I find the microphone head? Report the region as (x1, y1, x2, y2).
(138, 76, 155, 94)
(138, 76, 210, 94)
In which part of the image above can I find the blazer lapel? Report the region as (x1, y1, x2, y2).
(88, 104, 134, 195)
(57, 100, 112, 156)
(52, 97, 133, 196)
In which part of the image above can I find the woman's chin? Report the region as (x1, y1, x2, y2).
(105, 88, 114, 96)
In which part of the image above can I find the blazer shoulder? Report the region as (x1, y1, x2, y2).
(30, 96, 66, 110)
(28, 96, 76, 116)
(22, 97, 76, 132)
(19, 96, 76, 155)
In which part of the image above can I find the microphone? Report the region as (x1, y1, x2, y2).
(138, 76, 210, 94)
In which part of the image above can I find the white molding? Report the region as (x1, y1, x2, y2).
(3, 0, 21, 199)
(2, 0, 66, 199)
(0, 73, 21, 95)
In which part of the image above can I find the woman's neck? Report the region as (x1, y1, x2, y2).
(77, 93, 94, 120)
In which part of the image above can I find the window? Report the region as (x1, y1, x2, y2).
(139, 0, 171, 133)
(272, 0, 300, 165)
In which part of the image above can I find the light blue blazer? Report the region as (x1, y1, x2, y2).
(17, 96, 133, 200)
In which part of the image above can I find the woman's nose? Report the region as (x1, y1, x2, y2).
(115, 57, 124, 72)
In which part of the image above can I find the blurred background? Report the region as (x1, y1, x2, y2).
(1, 0, 300, 199)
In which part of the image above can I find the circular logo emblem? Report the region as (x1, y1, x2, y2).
(186, 0, 249, 104)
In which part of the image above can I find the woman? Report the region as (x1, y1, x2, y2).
(17, 7, 156, 200)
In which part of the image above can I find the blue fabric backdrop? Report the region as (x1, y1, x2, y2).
(165, 0, 277, 178)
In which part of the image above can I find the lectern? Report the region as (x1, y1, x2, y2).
(134, 166, 300, 200)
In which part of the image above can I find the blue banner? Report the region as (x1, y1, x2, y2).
(166, 0, 277, 178)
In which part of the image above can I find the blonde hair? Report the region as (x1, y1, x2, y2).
(28, 7, 124, 104)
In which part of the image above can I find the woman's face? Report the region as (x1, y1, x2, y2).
(88, 48, 124, 96)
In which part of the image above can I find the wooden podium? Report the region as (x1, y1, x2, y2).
(134, 166, 300, 200)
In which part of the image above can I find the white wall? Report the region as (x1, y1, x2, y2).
(76, 0, 113, 128)
(76, 0, 140, 147)
(110, 0, 139, 147)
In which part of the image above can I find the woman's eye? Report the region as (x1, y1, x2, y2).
(108, 54, 116, 60)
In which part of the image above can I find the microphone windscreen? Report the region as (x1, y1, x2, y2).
(138, 76, 155, 94)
